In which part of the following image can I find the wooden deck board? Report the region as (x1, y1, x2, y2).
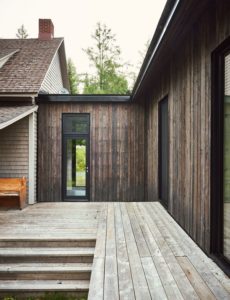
(104, 203, 119, 300)
(1, 202, 230, 299)
(114, 203, 135, 300)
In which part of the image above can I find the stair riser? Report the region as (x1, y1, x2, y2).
(0, 291, 88, 298)
(0, 272, 91, 280)
(0, 256, 94, 263)
(0, 240, 96, 247)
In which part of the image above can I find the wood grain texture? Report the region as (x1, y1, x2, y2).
(144, 0, 230, 254)
(0, 202, 229, 298)
(88, 202, 230, 299)
(38, 102, 145, 202)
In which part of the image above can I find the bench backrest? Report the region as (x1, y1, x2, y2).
(0, 177, 26, 191)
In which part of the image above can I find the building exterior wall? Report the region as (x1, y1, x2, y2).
(0, 117, 29, 202)
(144, 0, 230, 254)
(40, 51, 64, 94)
(37, 102, 145, 203)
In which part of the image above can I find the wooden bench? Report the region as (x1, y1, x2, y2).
(0, 177, 26, 209)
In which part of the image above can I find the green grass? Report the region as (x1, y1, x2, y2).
(76, 172, 86, 187)
(3, 293, 87, 300)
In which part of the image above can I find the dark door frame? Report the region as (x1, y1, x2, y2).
(158, 96, 169, 209)
(211, 36, 230, 275)
(62, 114, 90, 202)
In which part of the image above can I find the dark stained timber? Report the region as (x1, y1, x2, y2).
(144, 0, 230, 256)
(37, 102, 145, 203)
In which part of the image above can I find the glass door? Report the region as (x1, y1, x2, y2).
(62, 114, 90, 201)
(65, 137, 88, 199)
(223, 52, 230, 259)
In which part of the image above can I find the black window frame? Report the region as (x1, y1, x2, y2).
(211, 36, 230, 275)
(158, 96, 169, 209)
(62, 113, 90, 202)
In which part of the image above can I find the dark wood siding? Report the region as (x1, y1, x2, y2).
(38, 102, 145, 202)
(144, 0, 230, 253)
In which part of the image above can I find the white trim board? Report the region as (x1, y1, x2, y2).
(0, 50, 20, 69)
(0, 106, 38, 130)
(28, 112, 37, 204)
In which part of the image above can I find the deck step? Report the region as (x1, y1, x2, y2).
(0, 279, 89, 291)
(0, 263, 92, 280)
(0, 238, 96, 248)
(0, 237, 96, 296)
(0, 247, 94, 263)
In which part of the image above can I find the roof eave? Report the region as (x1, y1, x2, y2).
(0, 105, 38, 130)
(131, 0, 181, 101)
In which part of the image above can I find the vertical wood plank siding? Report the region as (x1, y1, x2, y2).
(145, 1, 230, 253)
(38, 102, 145, 202)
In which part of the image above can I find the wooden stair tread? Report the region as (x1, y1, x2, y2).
(0, 279, 89, 291)
(0, 247, 95, 256)
(0, 263, 92, 272)
(0, 236, 96, 241)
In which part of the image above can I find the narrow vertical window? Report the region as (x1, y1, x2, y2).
(62, 114, 90, 201)
(223, 53, 230, 259)
(159, 97, 169, 208)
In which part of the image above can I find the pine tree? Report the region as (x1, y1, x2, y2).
(82, 23, 128, 94)
(67, 58, 79, 94)
(16, 24, 28, 39)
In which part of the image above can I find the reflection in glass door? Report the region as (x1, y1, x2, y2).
(62, 114, 90, 201)
(66, 138, 87, 197)
(224, 53, 230, 259)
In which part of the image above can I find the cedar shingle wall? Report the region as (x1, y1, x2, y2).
(0, 117, 29, 201)
(145, 0, 230, 253)
(40, 52, 64, 93)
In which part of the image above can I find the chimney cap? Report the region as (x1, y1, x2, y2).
(39, 19, 54, 40)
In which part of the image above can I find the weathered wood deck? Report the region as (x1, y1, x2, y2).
(0, 202, 230, 299)
(89, 202, 230, 300)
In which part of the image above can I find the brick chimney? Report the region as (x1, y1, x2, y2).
(38, 19, 54, 40)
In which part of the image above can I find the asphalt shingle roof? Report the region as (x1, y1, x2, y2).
(0, 38, 63, 94)
(0, 105, 37, 129)
(0, 49, 19, 60)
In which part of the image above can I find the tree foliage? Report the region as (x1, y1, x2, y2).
(83, 23, 128, 94)
(16, 24, 28, 39)
(67, 58, 79, 94)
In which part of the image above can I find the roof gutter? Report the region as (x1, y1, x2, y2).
(37, 94, 131, 103)
(132, 0, 181, 100)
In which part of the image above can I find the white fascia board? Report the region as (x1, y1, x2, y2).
(0, 50, 20, 68)
(0, 106, 38, 130)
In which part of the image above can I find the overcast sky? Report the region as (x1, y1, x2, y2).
(0, 0, 167, 75)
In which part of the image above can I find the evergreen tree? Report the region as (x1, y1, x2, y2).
(67, 58, 79, 94)
(16, 24, 28, 39)
(83, 22, 128, 94)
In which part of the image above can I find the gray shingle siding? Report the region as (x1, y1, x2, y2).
(0, 117, 29, 201)
(40, 52, 64, 94)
